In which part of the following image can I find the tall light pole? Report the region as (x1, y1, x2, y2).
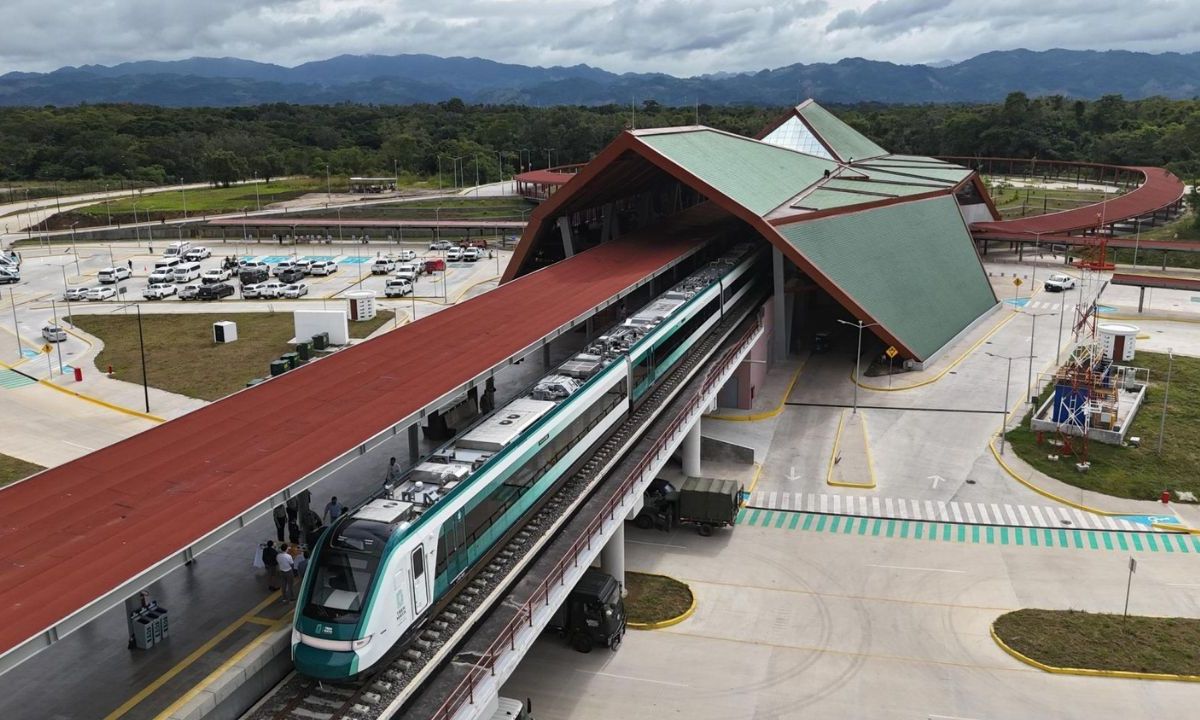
(835, 318, 880, 414)
(326, 164, 332, 204)
(69, 221, 81, 274)
(1157, 348, 1174, 456)
(985, 351, 1033, 455)
(1056, 289, 1068, 365)
(180, 178, 188, 220)
(437, 155, 443, 190)
(1132, 218, 1142, 267)
(1024, 309, 1057, 406)
(50, 298, 63, 374)
(253, 172, 261, 211)
(115, 301, 151, 412)
(473, 154, 480, 197)
(7, 286, 20, 357)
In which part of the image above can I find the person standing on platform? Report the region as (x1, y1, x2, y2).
(276, 544, 296, 602)
(323, 496, 345, 524)
(272, 504, 287, 543)
(263, 540, 279, 591)
(286, 497, 301, 544)
(384, 457, 402, 491)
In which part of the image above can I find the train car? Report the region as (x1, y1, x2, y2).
(291, 243, 766, 679)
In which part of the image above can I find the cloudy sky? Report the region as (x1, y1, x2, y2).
(2, 0, 1197, 75)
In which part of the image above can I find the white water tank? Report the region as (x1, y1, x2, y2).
(1099, 323, 1138, 362)
(346, 290, 377, 322)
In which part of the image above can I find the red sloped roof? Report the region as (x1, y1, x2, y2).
(515, 170, 575, 186)
(0, 233, 697, 658)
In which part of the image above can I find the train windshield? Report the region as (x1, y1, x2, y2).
(303, 520, 388, 623)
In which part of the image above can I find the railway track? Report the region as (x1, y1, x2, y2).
(247, 294, 761, 720)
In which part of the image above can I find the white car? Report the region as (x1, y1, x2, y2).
(239, 260, 270, 272)
(242, 282, 267, 299)
(42, 324, 68, 343)
(292, 259, 314, 274)
(201, 268, 231, 283)
(87, 286, 116, 301)
(283, 283, 309, 298)
(389, 250, 417, 262)
(0, 268, 18, 284)
(98, 266, 132, 284)
(184, 247, 211, 261)
(258, 281, 288, 298)
(462, 247, 482, 262)
(148, 270, 174, 284)
(446, 247, 463, 262)
(384, 278, 412, 297)
(371, 259, 396, 274)
(64, 286, 89, 301)
(271, 262, 296, 277)
(429, 240, 452, 251)
(1044, 273, 1077, 292)
(309, 260, 338, 276)
(142, 283, 178, 300)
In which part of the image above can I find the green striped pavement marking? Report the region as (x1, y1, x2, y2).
(1193, 537, 1200, 553)
(0, 369, 36, 389)
(738, 510, 1189, 556)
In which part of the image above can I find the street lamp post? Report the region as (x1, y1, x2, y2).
(473, 155, 480, 197)
(7, 286, 20, 357)
(69, 222, 81, 274)
(326, 164, 332, 204)
(984, 351, 1029, 455)
(1056, 288, 1068, 365)
(437, 156, 443, 190)
(50, 298, 63, 374)
(1133, 218, 1142, 267)
(180, 178, 188, 220)
(135, 304, 149, 413)
(1157, 348, 1174, 456)
(835, 318, 880, 414)
(1025, 309, 1057, 406)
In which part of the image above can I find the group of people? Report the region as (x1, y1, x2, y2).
(259, 491, 349, 602)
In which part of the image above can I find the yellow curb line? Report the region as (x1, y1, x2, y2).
(626, 575, 696, 631)
(990, 623, 1200, 683)
(37, 378, 166, 423)
(854, 297, 1030, 393)
(1152, 522, 1200, 535)
(740, 462, 764, 507)
(820, 410, 878, 489)
(104, 592, 283, 719)
(705, 358, 807, 422)
(1099, 312, 1200, 325)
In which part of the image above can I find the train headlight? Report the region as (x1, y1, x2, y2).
(352, 635, 373, 650)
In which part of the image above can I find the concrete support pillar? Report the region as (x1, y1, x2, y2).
(1138, 287, 1145, 313)
(772, 247, 787, 362)
(408, 424, 419, 465)
(542, 342, 551, 369)
(557, 216, 575, 259)
(600, 202, 615, 243)
(682, 417, 701, 478)
(586, 316, 594, 341)
(600, 522, 625, 596)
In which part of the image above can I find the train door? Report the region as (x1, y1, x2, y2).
(411, 545, 430, 615)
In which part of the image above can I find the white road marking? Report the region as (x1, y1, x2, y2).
(62, 440, 96, 451)
(1004, 504, 1019, 525)
(977, 504, 990, 524)
(1031, 506, 1047, 527)
(833, 494, 842, 514)
(866, 564, 967, 574)
(577, 670, 691, 687)
(964, 504, 977, 523)
(884, 497, 895, 517)
(768, 491, 777, 508)
(950, 503, 963, 523)
(628, 540, 688, 549)
(820, 494, 829, 513)
(925, 500, 936, 520)
(1017, 505, 1033, 526)
(937, 500, 950, 522)
(872, 496, 882, 516)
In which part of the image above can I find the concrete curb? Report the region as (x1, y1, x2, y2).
(990, 622, 1200, 683)
(704, 359, 806, 422)
(626, 573, 696, 631)
(163, 622, 293, 720)
(825, 409, 877, 489)
(37, 377, 166, 423)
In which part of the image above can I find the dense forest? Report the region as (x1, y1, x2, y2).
(2, 93, 1198, 187)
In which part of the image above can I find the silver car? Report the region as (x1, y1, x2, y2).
(42, 324, 67, 343)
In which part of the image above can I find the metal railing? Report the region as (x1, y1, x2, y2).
(430, 310, 763, 719)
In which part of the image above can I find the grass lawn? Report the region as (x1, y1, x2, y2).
(77, 178, 327, 216)
(624, 571, 693, 625)
(70, 310, 394, 401)
(0, 453, 44, 487)
(1007, 351, 1199, 501)
(989, 185, 1112, 219)
(994, 609, 1200, 675)
(323, 196, 530, 221)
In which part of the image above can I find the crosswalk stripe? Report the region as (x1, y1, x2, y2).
(768, 491, 777, 508)
(924, 500, 935, 521)
(937, 500, 950, 522)
(897, 499, 909, 519)
(858, 497, 869, 516)
(872, 497, 881, 516)
(1004, 504, 1019, 525)
(1104, 516, 1119, 530)
(884, 497, 894, 517)
(950, 503, 963, 523)
(806, 494, 815, 512)
(990, 504, 1004, 525)
(819, 494, 829, 513)
(1031, 506, 1047, 527)
(977, 504, 990, 524)
(1017, 505, 1033, 526)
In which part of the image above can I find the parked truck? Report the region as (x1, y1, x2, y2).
(546, 568, 626, 653)
(633, 476, 741, 536)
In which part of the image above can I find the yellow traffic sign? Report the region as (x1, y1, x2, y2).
(885, 346, 898, 359)
(41, 344, 51, 354)
(1012, 277, 1023, 287)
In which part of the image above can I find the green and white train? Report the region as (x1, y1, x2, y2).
(292, 243, 765, 679)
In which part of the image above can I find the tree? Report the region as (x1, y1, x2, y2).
(1189, 182, 1200, 231)
(201, 149, 246, 187)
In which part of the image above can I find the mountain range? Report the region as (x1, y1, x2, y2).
(1, 49, 1198, 107)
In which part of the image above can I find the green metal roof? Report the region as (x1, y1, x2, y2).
(823, 179, 941, 197)
(871, 154, 957, 165)
(856, 164, 973, 185)
(637, 129, 838, 216)
(796, 102, 888, 163)
(776, 195, 997, 359)
(792, 189, 884, 211)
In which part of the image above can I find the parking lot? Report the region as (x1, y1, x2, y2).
(0, 239, 510, 376)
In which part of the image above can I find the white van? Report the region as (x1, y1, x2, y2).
(163, 241, 191, 258)
(172, 261, 202, 283)
(154, 257, 183, 272)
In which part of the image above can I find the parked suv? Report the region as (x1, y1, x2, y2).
(277, 268, 305, 284)
(1044, 273, 1077, 292)
(98, 266, 131, 284)
(198, 283, 234, 300)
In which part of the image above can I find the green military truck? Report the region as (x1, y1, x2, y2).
(633, 476, 741, 536)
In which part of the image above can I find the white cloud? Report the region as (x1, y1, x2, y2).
(0, 0, 1197, 75)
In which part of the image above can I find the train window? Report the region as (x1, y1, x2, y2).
(412, 548, 424, 580)
(652, 296, 719, 375)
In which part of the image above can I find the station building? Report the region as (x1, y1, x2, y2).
(506, 100, 1001, 405)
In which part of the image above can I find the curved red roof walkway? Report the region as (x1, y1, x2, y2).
(0, 229, 702, 667)
(967, 163, 1185, 242)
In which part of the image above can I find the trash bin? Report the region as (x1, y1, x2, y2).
(270, 360, 288, 377)
(73, 367, 83, 382)
(312, 332, 329, 350)
(280, 352, 299, 369)
(130, 611, 155, 650)
(295, 342, 310, 362)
